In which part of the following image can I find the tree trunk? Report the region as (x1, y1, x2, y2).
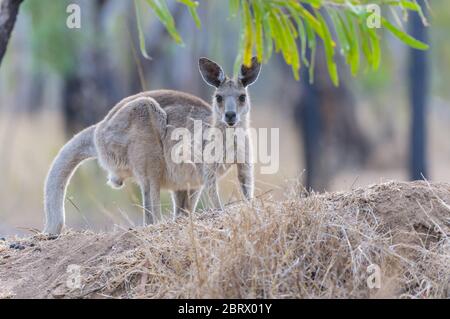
(295, 67, 322, 190)
(295, 44, 370, 191)
(0, 0, 23, 66)
(408, 0, 429, 180)
(62, 0, 121, 135)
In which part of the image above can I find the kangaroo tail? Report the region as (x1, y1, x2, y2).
(43, 125, 97, 235)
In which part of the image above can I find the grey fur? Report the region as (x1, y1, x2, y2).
(43, 58, 261, 235)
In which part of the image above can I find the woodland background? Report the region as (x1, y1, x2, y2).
(0, 0, 449, 235)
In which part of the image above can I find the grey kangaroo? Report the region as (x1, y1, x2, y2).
(43, 57, 261, 235)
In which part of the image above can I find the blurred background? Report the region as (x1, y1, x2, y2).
(0, 0, 449, 236)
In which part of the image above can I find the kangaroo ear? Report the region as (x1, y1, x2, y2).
(198, 57, 225, 88)
(239, 57, 261, 87)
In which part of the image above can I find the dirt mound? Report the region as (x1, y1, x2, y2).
(0, 181, 449, 299)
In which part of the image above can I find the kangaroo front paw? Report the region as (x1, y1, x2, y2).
(107, 175, 124, 189)
(212, 204, 224, 212)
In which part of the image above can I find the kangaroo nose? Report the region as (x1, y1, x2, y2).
(225, 112, 237, 125)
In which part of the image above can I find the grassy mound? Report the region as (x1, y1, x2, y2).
(0, 181, 449, 298)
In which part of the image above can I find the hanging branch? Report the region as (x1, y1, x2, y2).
(136, 0, 429, 85)
(0, 0, 24, 66)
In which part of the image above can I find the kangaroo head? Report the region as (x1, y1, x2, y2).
(199, 57, 261, 127)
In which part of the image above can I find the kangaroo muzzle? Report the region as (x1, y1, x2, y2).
(224, 111, 237, 126)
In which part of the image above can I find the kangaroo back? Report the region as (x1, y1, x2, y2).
(44, 125, 97, 234)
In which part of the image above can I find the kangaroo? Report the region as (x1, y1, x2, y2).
(43, 57, 261, 235)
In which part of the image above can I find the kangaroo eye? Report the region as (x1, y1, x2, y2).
(216, 95, 223, 103)
(239, 94, 246, 103)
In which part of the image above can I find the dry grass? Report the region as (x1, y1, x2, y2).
(0, 181, 449, 299)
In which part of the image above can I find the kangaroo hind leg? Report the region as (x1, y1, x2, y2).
(172, 188, 201, 217)
(107, 173, 124, 189)
(139, 177, 161, 226)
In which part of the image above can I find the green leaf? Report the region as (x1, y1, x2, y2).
(176, 0, 197, 8)
(252, 0, 264, 62)
(381, 17, 429, 50)
(392, 0, 421, 11)
(177, 0, 201, 29)
(328, 8, 349, 54)
(144, 0, 183, 45)
(287, 5, 309, 66)
(268, 11, 282, 54)
(304, 12, 317, 82)
(359, 20, 373, 69)
(280, 12, 300, 80)
(316, 10, 339, 86)
(137, 0, 431, 84)
(309, 44, 316, 84)
(229, 0, 240, 18)
(367, 27, 380, 70)
(262, 7, 273, 63)
(341, 11, 360, 76)
(134, 0, 152, 60)
(291, 2, 325, 39)
(188, 6, 201, 28)
(269, 9, 295, 66)
(241, 0, 254, 66)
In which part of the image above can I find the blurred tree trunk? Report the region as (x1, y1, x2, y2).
(295, 45, 370, 191)
(408, 1, 429, 180)
(62, 0, 121, 135)
(62, 0, 187, 135)
(0, 0, 23, 66)
(296, 66, 322, 190)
